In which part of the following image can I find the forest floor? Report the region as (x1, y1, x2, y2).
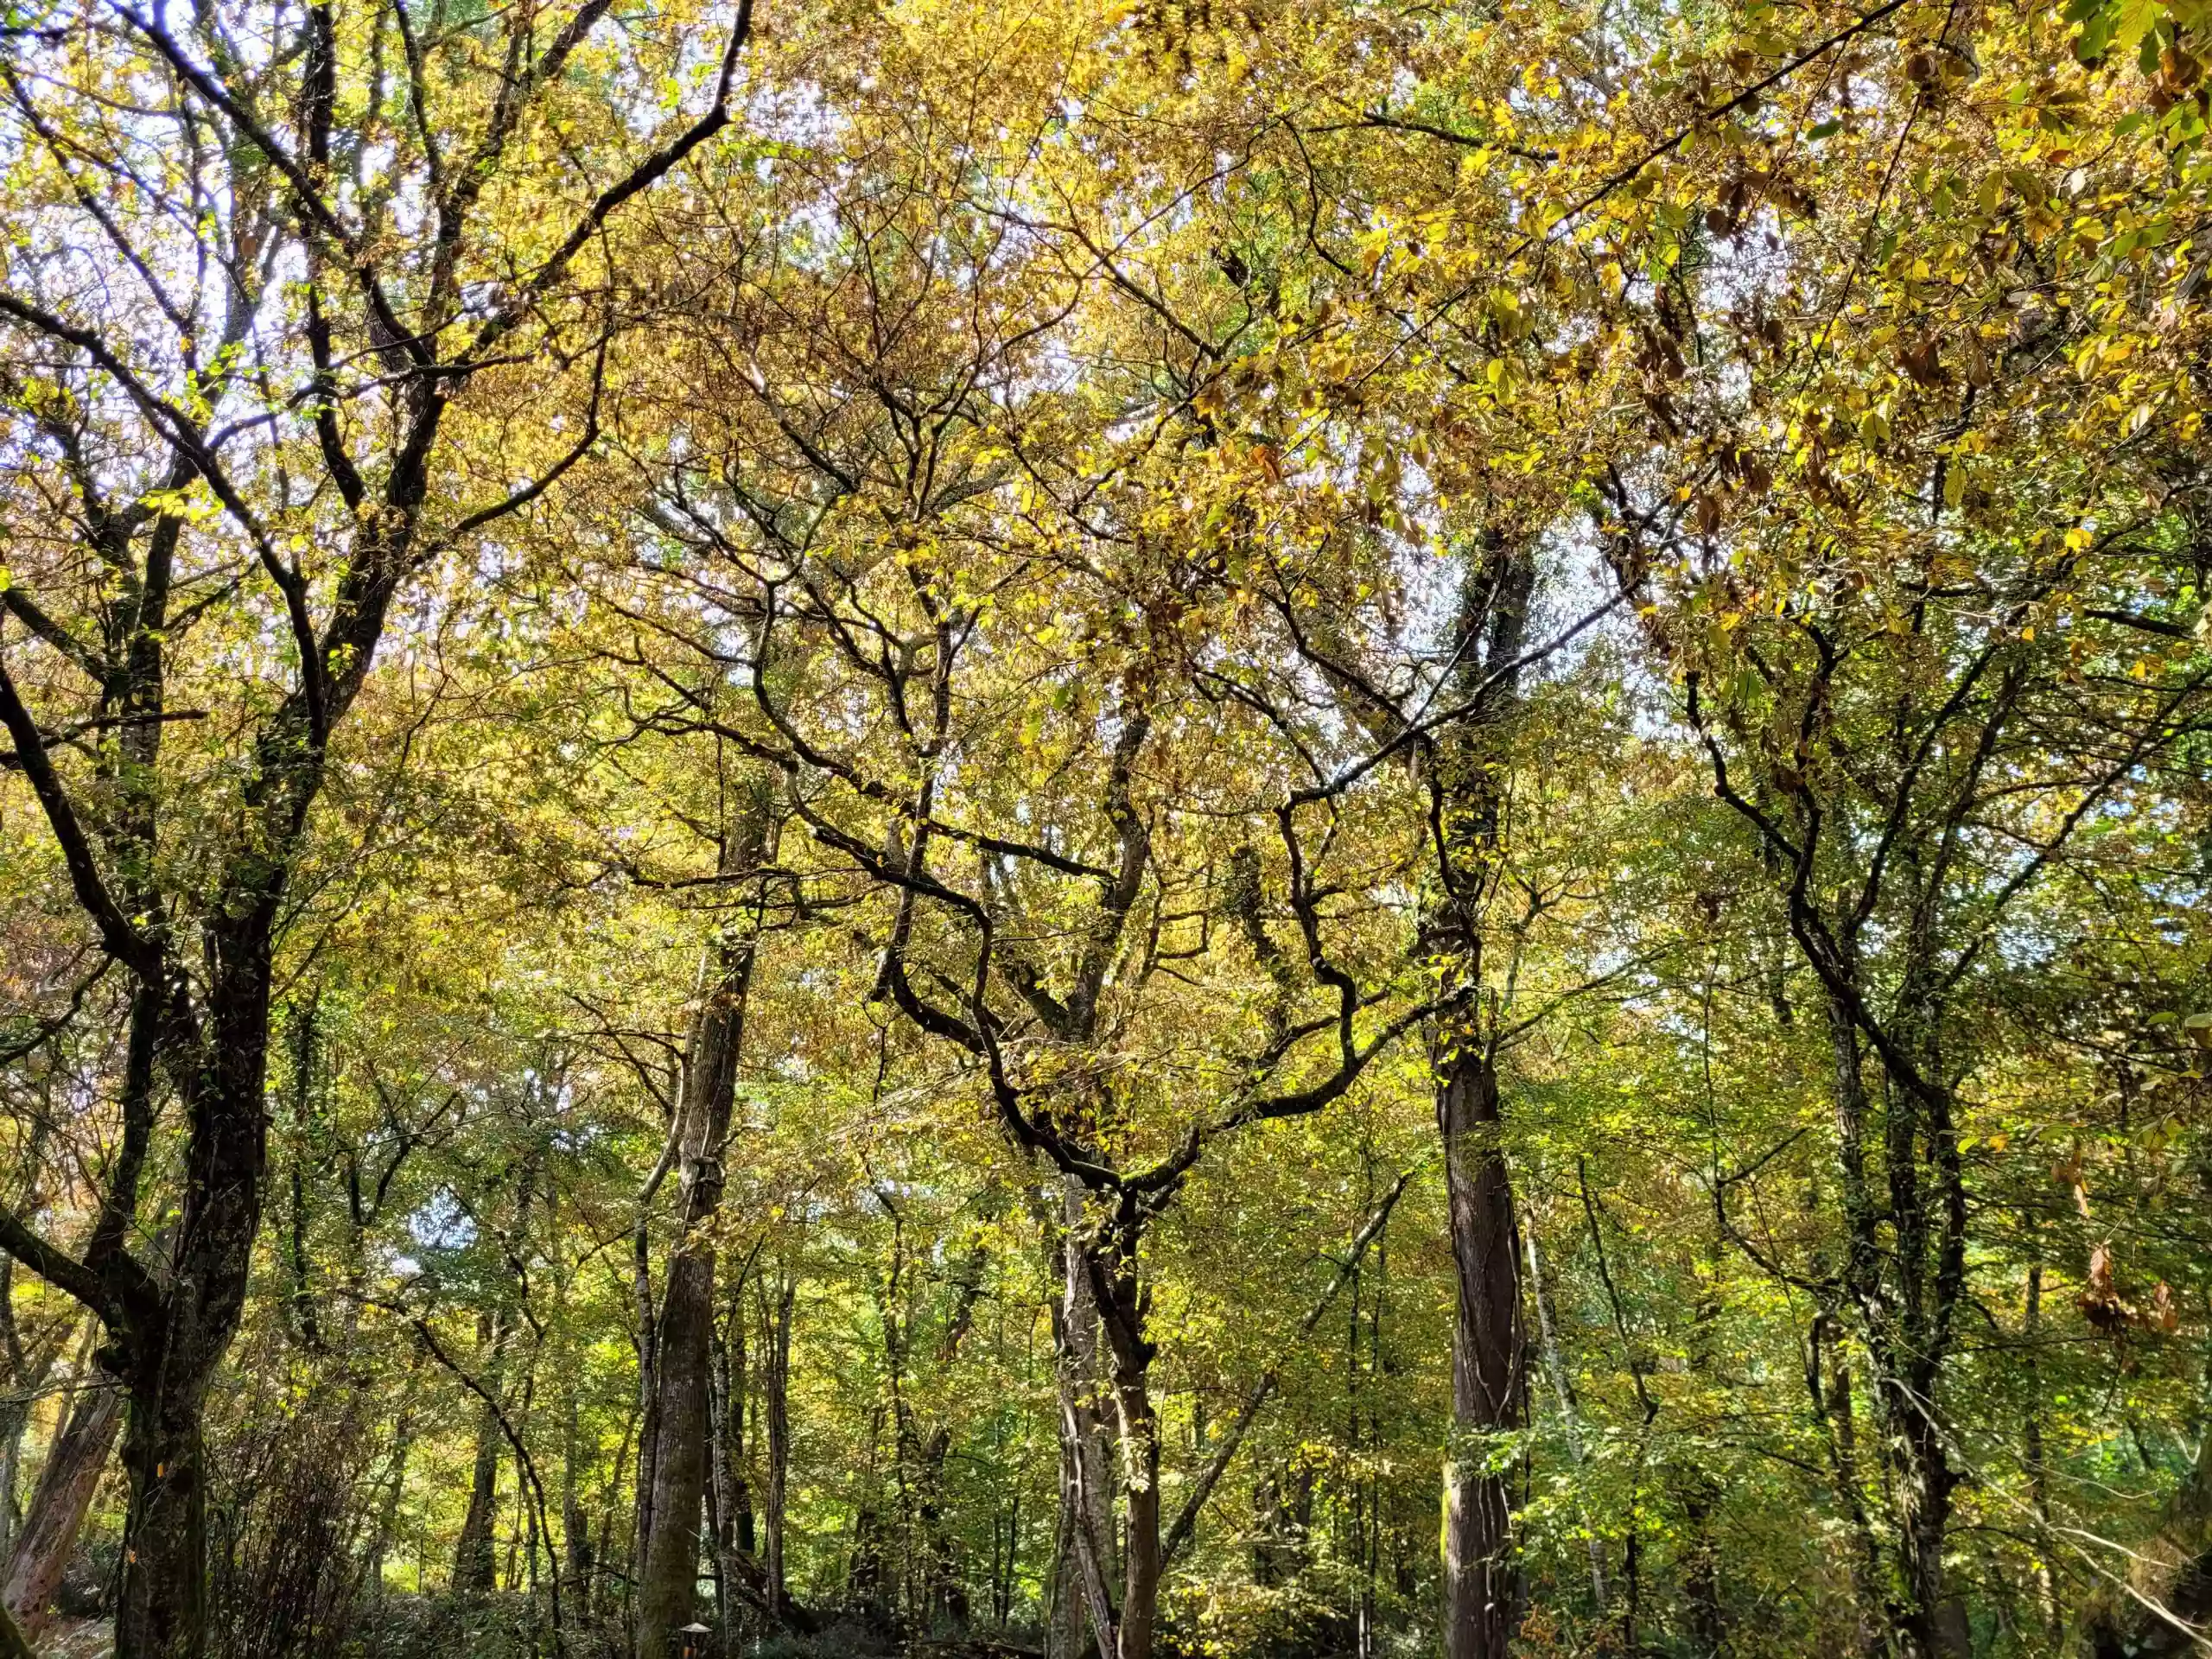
(34, 1623, 111, 1659)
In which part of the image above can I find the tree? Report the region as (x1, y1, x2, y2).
(0, 0, 755, 1645)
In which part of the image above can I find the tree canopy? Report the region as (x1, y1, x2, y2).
(0, 0, 2208, 1656)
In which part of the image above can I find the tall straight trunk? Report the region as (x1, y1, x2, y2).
(1055, 1184, 1120, 1659)
(638, 795, 768, 1658)
(715, 1293, 756, 1559)
(455, 1205, 535, 1606)
(99, 967, 276, 1659)
(2023, 1262, 2061, 1644)
(706, 1313, 745, 1650)
(637, 1232, 721, 1647)
(1046, 1493, 1086, 1659)
(1109, 1363, 1161, 1659)
(1822, 969, 1966, 1659)
(1427, 530, 1535, 1659)
(1438, 1052, 1524, 1659)
(1058, 1184, 1164, 1659)
(3, 1379, 123, 1633)
(115, 1195, 253, 1655)
(708, 1281, 772, 1647)
(563, 1382, 594, 1607)
(764, 1277, 794, 1618)
(454, 1332, 504, 1594)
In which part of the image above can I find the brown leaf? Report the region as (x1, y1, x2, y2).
(1899, 337, 1949, 389)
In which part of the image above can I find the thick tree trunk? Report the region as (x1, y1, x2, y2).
(453, 1306, 508, 1594)
(1047, 1495, 1088, 1659)
(115, 1365, 211, 1656)
(1892, 1395, 1965, 1657)
(102, 946, 277, 1659)
(636, 977, 753, 1649)
(454, 1388, 503, 1593)
(2, 1379, 122, 1633)
(1111, 1370, 1161, 1659)
(1438, 1053, 1524, 1659)
(638, 1243, 719, 1648)
(1058, 1185, 1162, 1659)
(1821, 965, 1967, 1659)
(113, 1089, 267, 1659)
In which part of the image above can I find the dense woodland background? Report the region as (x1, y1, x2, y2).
(0, 0, 2209, 1655)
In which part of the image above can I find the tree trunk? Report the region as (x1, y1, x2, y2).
(764, 1277, 794, 1618)
(707, 1305, 757, 1653)
(1110, 1366, 1161, 1659)
(454, 1389, 503, 1593)
(453, 1306, 507, 1595)
(639, 1241, 719, 1649)
(1055, 1185, 1120, 1659)
(1047, 1494, 1087, 1659)
(0, 1224, 71, 1563)
(2023, 1262, 2062, 1644)
(1822, 965, 1966, 1659)
(714, 1299, 756, 1560)
(1426, 529, 1535, 1659)
(2, 1379, 122, 1633)
(1058, 1185, 1163, 1659)
(114, 1366, 212, 1655)
(105, 965, 275, 1659)
(638, 797, 766, 1658)
(1438, 1052, 1524, 1659)
(564, 1381, 594, 1610)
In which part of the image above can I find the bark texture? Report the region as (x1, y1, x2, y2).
(1438, 1057, 1525, 1659)
(1428, 531, 1535, 1659)
(2, 1380, 122, 1633)
(637, 791, 770, 1656)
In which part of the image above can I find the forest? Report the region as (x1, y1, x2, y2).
(0, 0, 2208, 1654)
